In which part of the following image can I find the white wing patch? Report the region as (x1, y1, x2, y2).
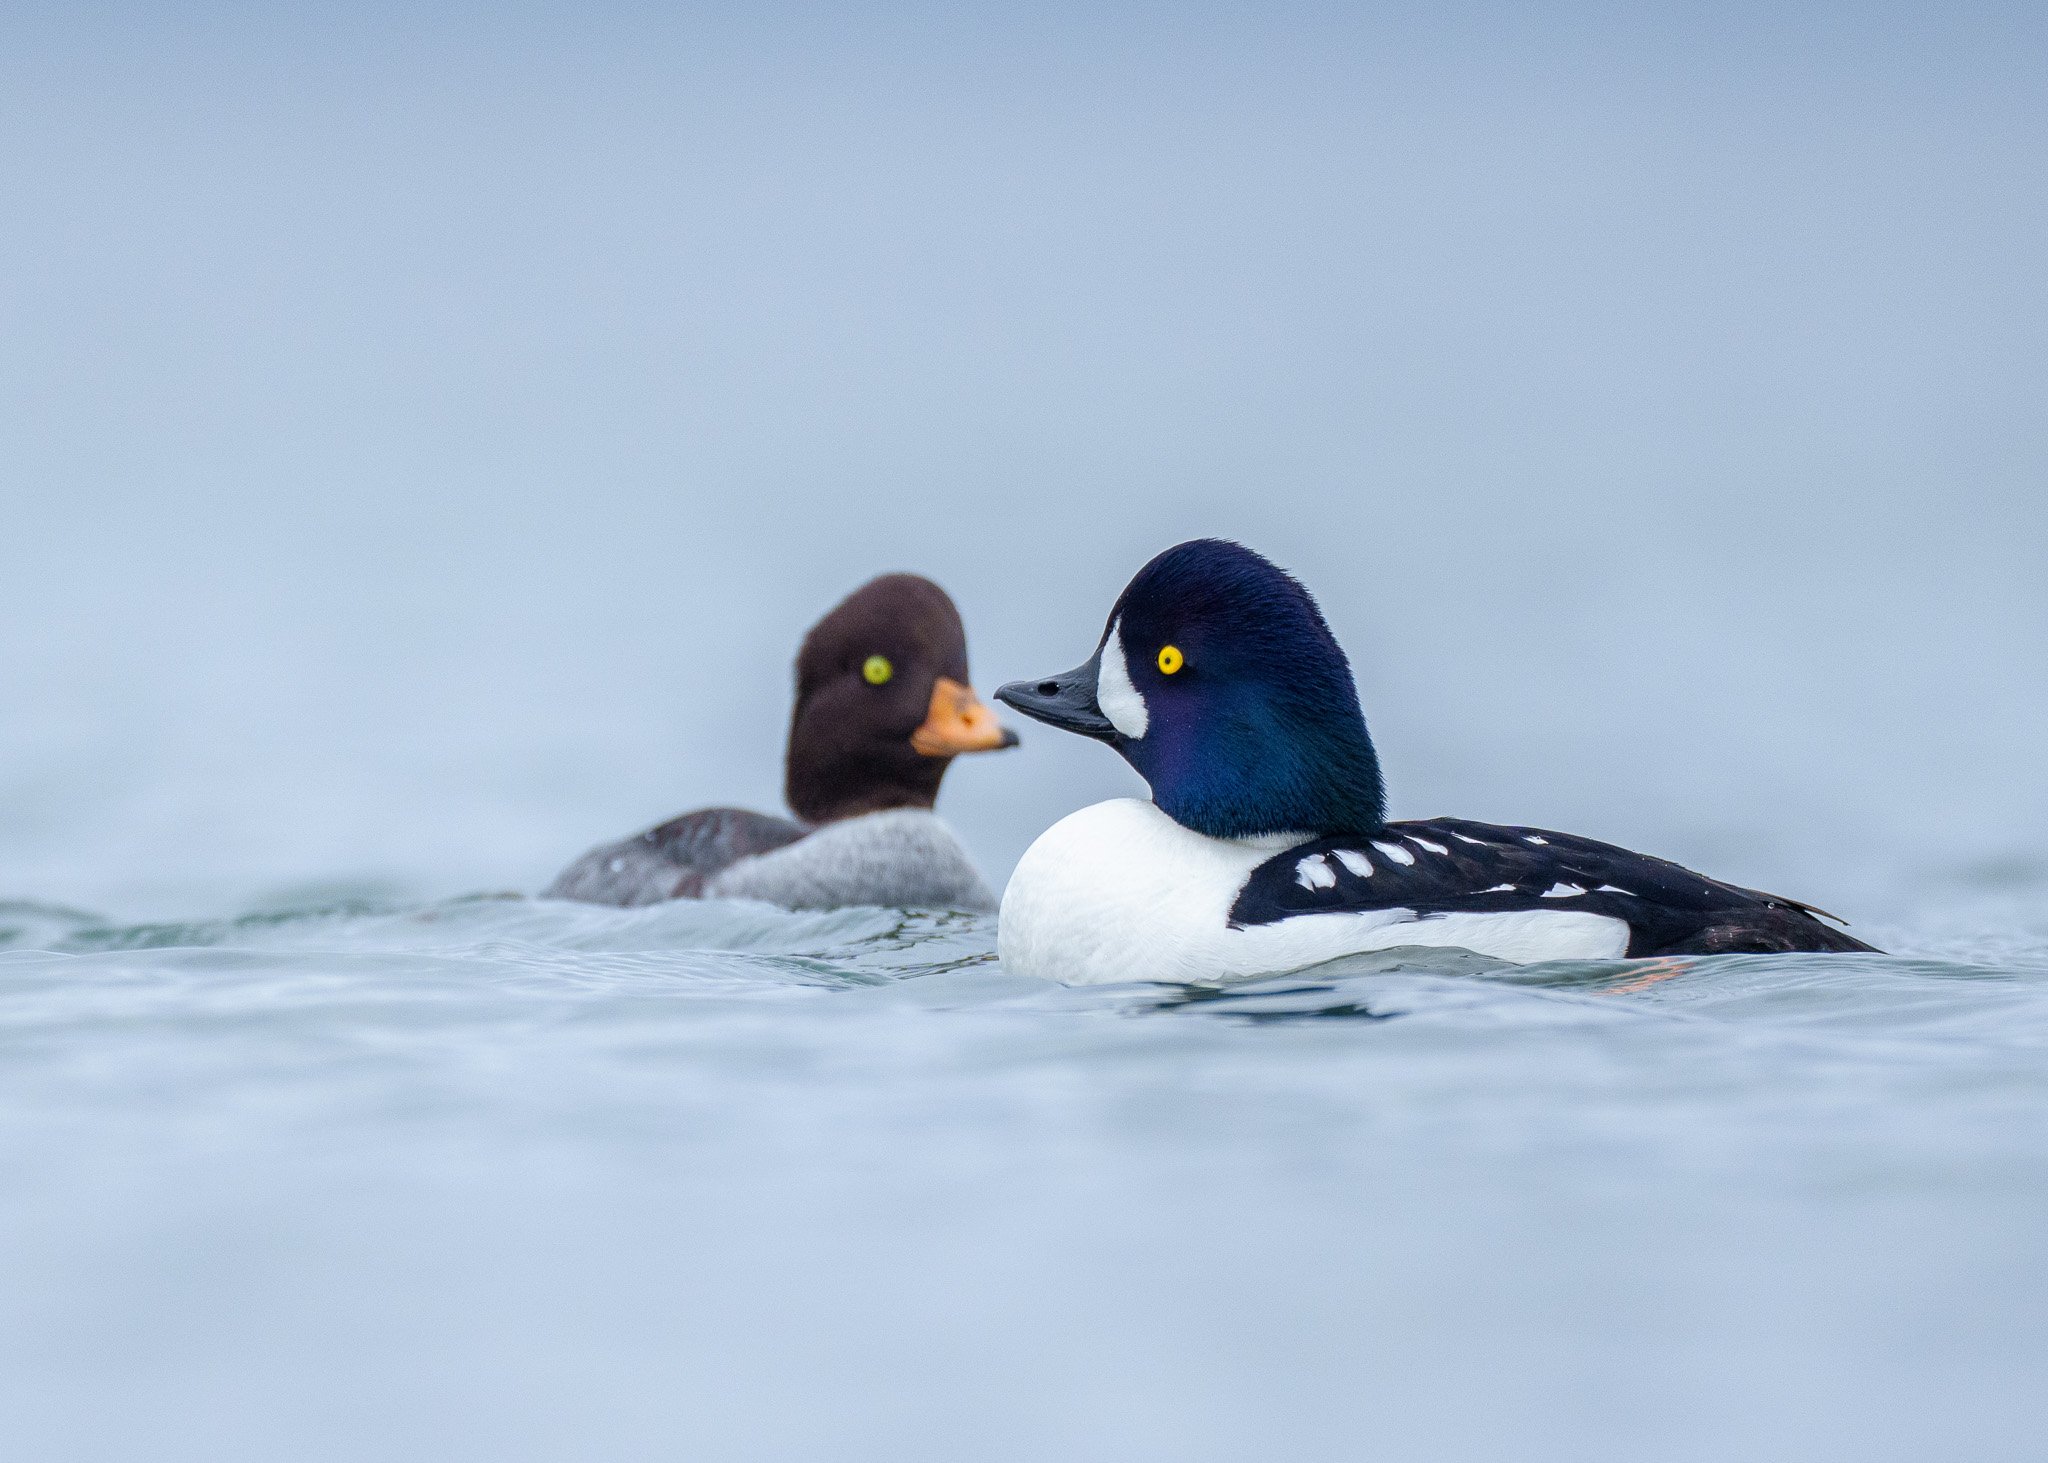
(1371, 841, 1416, 866)
(1333, 849, 1374, 877)
(1295, 854, 1336, 891)
(1540, 882, 1586, 899)
(1096, 621, 1149, 740)
(1408, 836, 1450, 855)
(1525, 835, 1549, 846)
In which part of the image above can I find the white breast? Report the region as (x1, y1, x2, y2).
(997, 799, 1629, 985)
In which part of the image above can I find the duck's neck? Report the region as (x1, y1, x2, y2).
(1148, 708, 1386, 842)
(785, 749, 946, 826)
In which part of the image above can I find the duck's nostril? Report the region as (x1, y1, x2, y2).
(1037, 681, 1059, 696)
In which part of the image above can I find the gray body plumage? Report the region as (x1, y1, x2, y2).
(705, 809, 995, 911)
(545, 807, 995, 912)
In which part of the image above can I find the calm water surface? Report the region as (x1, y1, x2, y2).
(2, 889, 2044, 1462)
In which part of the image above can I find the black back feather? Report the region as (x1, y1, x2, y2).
(1229, 818, 1878, 958)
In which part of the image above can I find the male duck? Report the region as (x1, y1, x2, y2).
(994, 539, 1874, 985)
(547, 574, 1017, 911)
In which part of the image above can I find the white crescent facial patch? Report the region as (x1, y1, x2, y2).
(1096, 620, 1150, 740)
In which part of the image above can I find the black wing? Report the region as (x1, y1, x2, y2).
(1228, 818, 1876, 958)
(543, 807, 811, 907)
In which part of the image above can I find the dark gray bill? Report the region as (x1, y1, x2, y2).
(994, 653, 1117, 741)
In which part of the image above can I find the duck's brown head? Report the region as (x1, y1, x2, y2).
(785, 574, 1018, 825)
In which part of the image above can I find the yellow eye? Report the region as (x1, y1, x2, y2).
(1157, 644, 1184, 675)
(862, 654, 894, 686)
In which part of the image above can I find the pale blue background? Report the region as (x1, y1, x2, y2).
(5, 4, 2043, 918)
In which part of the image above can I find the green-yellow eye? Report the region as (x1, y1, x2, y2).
(1157, 644, 1184, 675)
(862, 654, 894, 685)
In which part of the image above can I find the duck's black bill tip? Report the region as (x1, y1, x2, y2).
(995, 660, 1117, 741)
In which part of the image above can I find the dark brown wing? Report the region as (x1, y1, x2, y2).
(543, 808, 810, 907)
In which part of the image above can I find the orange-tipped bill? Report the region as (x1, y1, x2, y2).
(910, 677, 1020, 757)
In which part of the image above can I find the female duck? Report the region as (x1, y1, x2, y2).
(994, 540, 1874, 985)
(548, 574, 1016, 911)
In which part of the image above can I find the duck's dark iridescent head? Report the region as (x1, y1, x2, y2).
(996, 540, 1386, 840)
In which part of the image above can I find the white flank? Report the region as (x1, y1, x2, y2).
(1095, 621, 1149, 740)
(998, 799, 1631, 985)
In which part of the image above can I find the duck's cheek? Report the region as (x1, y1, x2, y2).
(1094, 622, 1151, 739)
(1121, 714, 1196, 796)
